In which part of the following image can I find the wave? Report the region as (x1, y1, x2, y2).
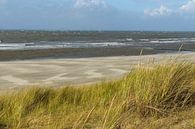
(0, 37, 194, 50)
(0, 42, 130, 50)
(144, 38, 195, 44)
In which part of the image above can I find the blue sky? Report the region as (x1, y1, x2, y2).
(0, 0, 195, 31)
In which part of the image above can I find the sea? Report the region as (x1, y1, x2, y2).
(0, 30, 195, 50)
(0, 30, 195, 60)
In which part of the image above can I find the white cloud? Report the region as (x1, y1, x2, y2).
(180, 0, 195, 13)
(144, 5, 172, 16)
(74, 0, 107, 9)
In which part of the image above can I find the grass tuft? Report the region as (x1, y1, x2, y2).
(125, 62, 195, 116)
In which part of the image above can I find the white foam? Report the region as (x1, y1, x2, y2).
(148, 38, 195, 44)
(0, 42, 129, 50)
(139, 39, 149, 42)
(126, 38, 133, 41)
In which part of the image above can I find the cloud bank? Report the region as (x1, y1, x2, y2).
(180, 0, 195, 13)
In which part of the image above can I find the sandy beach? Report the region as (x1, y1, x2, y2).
(0, 52, 194, 90)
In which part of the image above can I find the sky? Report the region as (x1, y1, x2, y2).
(0, 0, 195, 31)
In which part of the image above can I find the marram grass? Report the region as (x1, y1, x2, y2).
(0, 62, 195, 129)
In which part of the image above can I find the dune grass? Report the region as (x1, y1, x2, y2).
(0, 61, 195, 129)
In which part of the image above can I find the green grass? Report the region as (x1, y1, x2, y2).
(0, 61, 195, 129)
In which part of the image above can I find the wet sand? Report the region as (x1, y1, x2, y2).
(0, 52, 194, 91)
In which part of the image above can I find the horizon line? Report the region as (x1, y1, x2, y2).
(0, 29, 195, 33)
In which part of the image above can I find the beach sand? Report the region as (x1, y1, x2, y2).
(0, 52, 194, 91)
